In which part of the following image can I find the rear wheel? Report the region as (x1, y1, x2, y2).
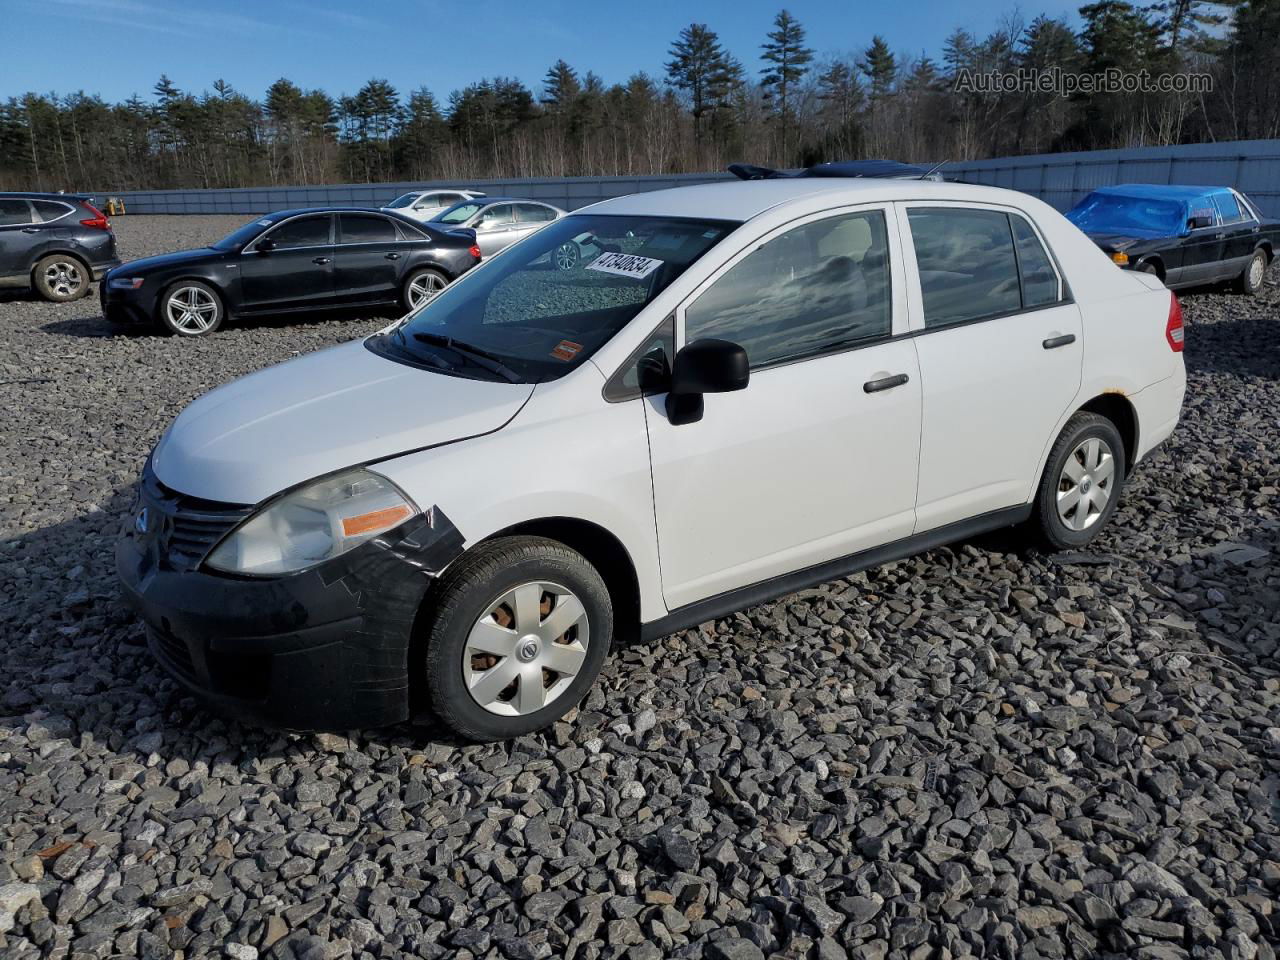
(423, 536, 612, 741)
(1032, 412, 1126, 550)
(158, 281, 223, 336)
(553, 241, 581, 271)
(403, 268, 447, 311)
(33, 255, 89, 302)
(1237, 249, 1267, 296)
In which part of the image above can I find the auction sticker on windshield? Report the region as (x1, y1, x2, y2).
(586, 252, 664, 279)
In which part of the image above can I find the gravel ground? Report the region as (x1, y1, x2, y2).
(1, 215, 1278, 960)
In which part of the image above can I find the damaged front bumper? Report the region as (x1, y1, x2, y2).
(116, 474, 464, 730)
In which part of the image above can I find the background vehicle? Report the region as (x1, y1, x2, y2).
(728, 159, 946, 181)
(1066, 184, 1277, 294)
(0, 192, 120, 302)
(431, 197, 566, 257)
(382, 188, 485, 223)
(118, 178, 1185, 741)
(101, 207, 481, 336)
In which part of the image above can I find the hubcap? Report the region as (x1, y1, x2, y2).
(408, 272, 445, 308)
(1057, 437, 1115, 532)
(462, 581, 589, 717)
(166, 286, 218, 334)
(45, 261, 83, 297)
(1249, 255, 1264, 288)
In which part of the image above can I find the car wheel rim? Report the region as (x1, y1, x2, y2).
(1249, 255, 1264, 288)
(166, 286, 218, 334)
(462, 580, 589, 717)
(45, 261, 82, 297)
(554, 243, 579, 271)
(408, 273, 444, 308)
(1057, 437, 1115, 532)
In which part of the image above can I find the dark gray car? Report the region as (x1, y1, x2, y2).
(0, 192, 121, 302)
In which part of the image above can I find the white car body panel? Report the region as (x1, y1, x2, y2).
(155, 177, 1185, 627)
(382, 190, 485, 223)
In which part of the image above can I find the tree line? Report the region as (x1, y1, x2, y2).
(2, 0, 1277, 193)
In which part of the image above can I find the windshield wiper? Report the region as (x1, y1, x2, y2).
(411, 332, 522, 383)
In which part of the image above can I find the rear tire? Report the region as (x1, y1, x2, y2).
(403, 268, 448, 312)
(423, 536, 612, 741)
(157, 281, 223, 336)
(33, 255, 90, 302)
(1032, 412, 1127, 550)
(1237, 249, 1267, 296)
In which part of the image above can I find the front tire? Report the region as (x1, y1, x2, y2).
(157, 281, 223, 336)
(33, 255, 90, 302)
(553, 241, 581, 271)
(1237, 249, 1267, 296)
(403, 268, 447, 312)
(1032, 412, 1126, 550)
(423, 536, 612, 741)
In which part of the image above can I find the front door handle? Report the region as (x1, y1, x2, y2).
(863, 373, 909, 393)
(384, 252, 401, 260)
(1043, 334, 1076, 349)
(312, 256, 331, 265)
(21, 227, 39, 234)
(1214, 233, 1225, 240)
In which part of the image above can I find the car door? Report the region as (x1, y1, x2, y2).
(1178, 202, 1226, 285)
(473, 204, 518, 256)
(332, 213, 403, 305)
(1213, 191, 1257, 277)
(238, 214, 334, 312)
(900, 203, 1083, 532)
(513, 203, 557, 244)
(642, 207, 922, 610)
(0, 198, 36, 279)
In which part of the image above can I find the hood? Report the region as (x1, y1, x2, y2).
(152, 339, 534, 504)
(1082, 232, 1166, 251)
(117, 247, 221, 274)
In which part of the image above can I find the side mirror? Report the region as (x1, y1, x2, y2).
(666, 338, 749, 425)
(256, 238, 276, 253)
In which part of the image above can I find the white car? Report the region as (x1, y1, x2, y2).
(382, 188, 485, 223)
(118, 178, 1186, 741)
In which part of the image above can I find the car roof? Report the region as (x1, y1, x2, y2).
(0, 191, 90, 201)
(579, 178, 1024, 222)
(1084, 183, 1234, 203)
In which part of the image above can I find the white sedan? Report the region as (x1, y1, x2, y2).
(118, 177, 1185, 740)
(382, 188, 485, 223)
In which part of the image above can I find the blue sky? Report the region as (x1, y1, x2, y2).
(3, 0, 1086, 104)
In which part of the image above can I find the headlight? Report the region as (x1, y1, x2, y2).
(205, 468, 418, 576)
(108, 276, 145, 290)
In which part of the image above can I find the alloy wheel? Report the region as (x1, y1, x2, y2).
(165, 286, 218, 334)
(44, 261, 83, 298)
(407, 272, 445, 308)
(1057, 437, 1115, 531)
(553, 242, 580, 271)
(462, 581, 590, 716)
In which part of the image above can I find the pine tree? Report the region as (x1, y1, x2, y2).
(860, 36, 897, 100)
(760, 9, 814, 163)
(666, 23, 735, 155)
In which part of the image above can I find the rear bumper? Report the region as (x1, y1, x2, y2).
(91, 258, 122, 280)
(1133, 363, 1187, 463)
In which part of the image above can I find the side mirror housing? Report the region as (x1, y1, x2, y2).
(256, 238, 276, 253)
(666, 338, 749, 425)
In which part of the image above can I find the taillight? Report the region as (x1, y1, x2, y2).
(469, 244, 481, 260)
(79, 201, 109, 230)
(1166, 293, 1184, 352)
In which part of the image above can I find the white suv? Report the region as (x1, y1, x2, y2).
(117, 178, 1186, 741)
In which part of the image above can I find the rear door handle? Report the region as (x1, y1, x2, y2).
(312, 256, 331, 265)
(21, 227, 39, 233)
(863, 373, 909, 393)
(384, 252, 401, 260)
(1214, 233, 1225, 239)
(1043, 334, 1076, 349)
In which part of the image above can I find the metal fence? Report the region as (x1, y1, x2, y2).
(945, 138, 1280, 216)
(99, 139, 1280, 218)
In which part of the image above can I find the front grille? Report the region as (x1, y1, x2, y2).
(150, 625, 197, 682)
(140, 462, 253, 572)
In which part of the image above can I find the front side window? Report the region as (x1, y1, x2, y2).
(908, 208, 1021, 328)
(0, 199, 32, 226)
(368, 215, 735, 383)
(264, 215, 330, 250)
(477, 205, 515, 229)
(339, 214, 397, 244)
(1213, 192, 1244, 224)
(1010, 215, 1062, 308)
(684, 210, 892, 368)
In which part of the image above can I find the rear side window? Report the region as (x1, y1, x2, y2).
(517, 204, 555, 223)
(265, 216, 330, 249)
(33, 200, 72, 223)
(908, 208, 1022, 327)
(1212, 192, 1244, 224)
(340, 214, 397, 244)
(685, 210, 892, 368)
(0, 199, 32, 225)
(1010, 216, 1062, 308)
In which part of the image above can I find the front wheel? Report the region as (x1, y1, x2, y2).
(158, 281, 223, 336)
(1032, 412, 1127, 550)
(1237, 249, 1267, 296)
(403, 268, 448, 311)
(423, 536, 612, 741)
(553, 241, 581, 271)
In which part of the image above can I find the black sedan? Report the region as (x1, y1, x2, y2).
(102, 208, 482, 336)
(1065, 184, 1278, 295)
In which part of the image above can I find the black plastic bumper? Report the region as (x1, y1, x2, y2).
(116, 506, 465, 730)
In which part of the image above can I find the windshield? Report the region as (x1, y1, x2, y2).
(385, 193, 419, 209)
(367, 214, 737, 383)
(211, 217, 275, 250)
(435, 202, 483, 224)
(1067, 193, 1187, 237)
